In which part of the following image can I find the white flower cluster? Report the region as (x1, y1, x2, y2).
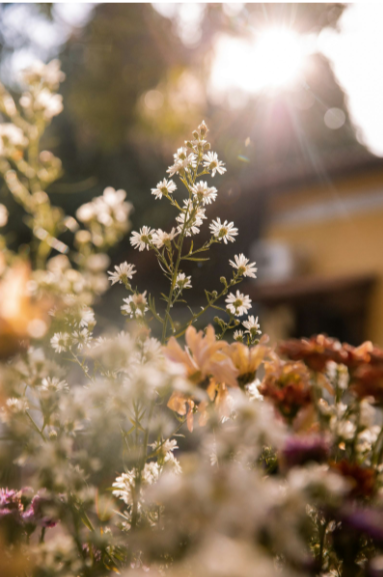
(76, 187, 133, 248)
(0, 124, 28, 157)
(20, 59, 65, 120)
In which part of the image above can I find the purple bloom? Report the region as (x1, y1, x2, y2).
(340, 507, 383, 543)
(22, 493, 57, 528)
(280, 435, 330, 470)
(0, 488, 23, 521)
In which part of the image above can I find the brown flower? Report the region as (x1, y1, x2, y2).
(342, 341, 383, 370)
(350, 364, 383, 404)
(278, 335, 345, 372)
(259, 358, 312, 423)
(331, 459, 376, 499)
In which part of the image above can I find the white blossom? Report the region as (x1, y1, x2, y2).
(40, 377, 69, 394)
(233, 330, 244, 342)
(108, 262, 136, 285)
(209, 218, 238, 244)
(72, 328, 92, 351)
(242, 315, 261, 336)
(152, 228, 177, 248)
(112, 471, 136, 506)
(0, 123, 28, 155)
(191, 181, 217, 205)
(202, 151, 226, 177)
(51, 332, 70, 353)
(176, 200, 207, 236)
(167, 147, 197, 177)
(22, 59, 65, 89)
(80, 307, 96, 328)
(34, 89, 63, 119)
(176, 272, 192, 290)
(121, 292, 148, 318)
(225, 290, 252, 317)
(229, 254, 257, 278)
(130, 226, 154, 251)
(5, 397, 29, 413)
(151, 178, 177, 200)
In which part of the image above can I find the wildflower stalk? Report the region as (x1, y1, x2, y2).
(161, 155, 201, 343)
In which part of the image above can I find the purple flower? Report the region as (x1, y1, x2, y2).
(280, 435, 330, 470)
(0, 488, 23, 521)
(340, 507, 383, 543)
(22, 492, 57, 528)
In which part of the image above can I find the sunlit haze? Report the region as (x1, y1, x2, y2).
(210, 27, 309, 99)
(210, 4, 383, 157)
(318, 3, 383, 157)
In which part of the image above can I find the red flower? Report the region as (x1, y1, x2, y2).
(259, 358, 312, 422)
(278, 335, 346, 372)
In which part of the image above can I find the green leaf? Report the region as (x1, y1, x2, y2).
(80, 511, 94, 531)
(183, 257, 210, 262)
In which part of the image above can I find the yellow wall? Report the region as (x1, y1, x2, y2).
(265, 170, 383, 345)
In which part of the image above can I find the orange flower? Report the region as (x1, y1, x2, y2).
(164, 326, 239, 430)
(164, 325, 239, 387)
(223, 337, 269, 387)
(0, 261, 51, 359)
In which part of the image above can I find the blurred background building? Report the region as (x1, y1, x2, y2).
(1, 2, 383, 345)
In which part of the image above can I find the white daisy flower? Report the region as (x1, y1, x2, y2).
(142, 337, 163, 362)
(209, 218, 238, 244)
(191, 181, 217, 205)
(130, 226, 154, 251)
(151, 178, 177, 200)
(176, 200, 206, 236)
(50, 332, 70, 353)
(242, 315, 261, 336)
(233, 330, 244, 342)
(150, 438, 179, 455)
(40, 377, 69, 394)
(229, 254, 257, 278)
(152, 227, 177, 248)
(167, 147, 197, 177)
(202, 151, 226, 177)
(72, 328, 92, 351)
(175, 272, 192, 290)
(79, 306, 96, 328)
(225, 290, 252, 317)
(108, 262, 136, 285)
(112, 471, 136, 506)
(121, 291, 148, 318)
(6, 397, 29, 414)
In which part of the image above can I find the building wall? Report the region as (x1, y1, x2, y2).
(265, 168, 383, 345)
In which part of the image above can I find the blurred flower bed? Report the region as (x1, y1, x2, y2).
(0, 60, 383, 577)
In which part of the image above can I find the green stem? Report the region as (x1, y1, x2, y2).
(26, 411, 46, 441)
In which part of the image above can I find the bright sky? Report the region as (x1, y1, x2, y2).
(209, 3, 383, 157)
(318, 3, 383, 157)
